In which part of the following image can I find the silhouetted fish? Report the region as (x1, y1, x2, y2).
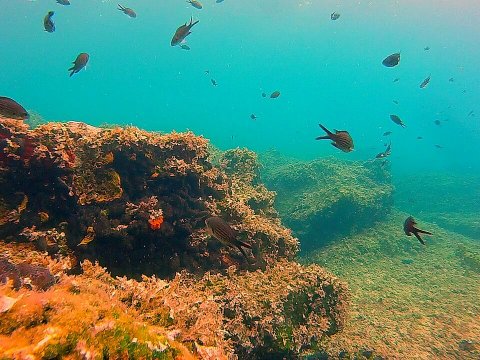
(187, 0, 203, 9)
(44, 11, 55, 33)
(211, 79, 218, 86)
(392, 100, 399, 105)
(448, 77, 454, 82)
(424, 46, 430, 51)
(68, 53, 89, 77)
(417, 136, 423, 140)
(118, 4, 136, 18)
(393, 78, 400, 82)
(261, 92, 266, 98)
(216, 0, 224, 3)
(171, 17, 199, 46)
(382, 53, 400, 67)
(468, 110, 474, 117)
(0, 97, 29, 120)
(383, 131, 392, 136)
(179, 44, 191, 50)
(315, 123, 354, 153)
(404, 216, 432, 245)
(250, 114, 257, 120)
(420, 75, 431, 89)
(205, 217, 252, 261)
(434, 119, 441, 126)
(331, 12, 340, 20)
(375, 142, 391, 159)
(56, 0, 70, 5)
(270, 91, 280, 98)
(435, 144, 443, 149)
(390, 114, 405, 127)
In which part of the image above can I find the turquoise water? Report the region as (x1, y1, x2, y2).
(1, 0, 479, 174)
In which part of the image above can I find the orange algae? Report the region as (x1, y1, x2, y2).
(149, 215, 164, 230)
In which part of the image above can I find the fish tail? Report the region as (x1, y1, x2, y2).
(69, 69, 75, 77)
(315, 136, 330, 140)
(415, 228, 433, 236)
(413, 232, 426, 245)
(318, 123, 333, 136)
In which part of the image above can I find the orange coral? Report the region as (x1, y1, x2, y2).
(148, 216, 164, 231)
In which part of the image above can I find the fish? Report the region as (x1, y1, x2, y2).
(204, 70, 210, 74)
(171, 17, 199, 47)
(392, 100, 399, 105)
(270, 91, 281, 98)
(433, 119, 441, 126)
(435, 144, 443, 149)
(211, 79, 218, 86)
(56, 0, 70, 5)
(187, 0, 203, 9)
(331, 12, 340, 20)
(403, 216, 432, 245)
(417, 136, 423, 140)
(118, 4, 136, 18)
(393, 78, 400, 82)
(468, 110, 474, 117)
(315, 123, 354, 153)
(383, 131, 392, 136)
(68, 53, 89, 77)
(179, 44, 191, 50)
(43, 11, 55, 33)
(424, 46, 430, 51)
(448, 77, 454, 82)
(390, 114, 406, 127)
(216, 0, 224, 3)
(420, 75, 431, 89)
(375, 142, 391, 159)
(205, 217, 252, 261)
(382, 52, 400, 67)
(250, 114, 257, 120)
(0, 97, 29, 120)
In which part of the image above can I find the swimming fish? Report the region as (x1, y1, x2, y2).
(0, 97, 29, 120)
(118, 4, 136, 18)
(393, 78, 400, 82)
(420, 75, 431, 89)
(261, 92, 266, 98)
(270, 91, 281, 98)
(331, 12, 340, 20)
(68, 53, 89, 77)
(211, 79, 218, 86)
(434, 119, 441, 126)
(435, 144, 443, 149)
(424, 46, 430, 51)
(56, 0, 70, 5)
(403, 216, 432, 245)
(448, 77, 454, 82)
(382, 53, 400, 67)
(171, 17, 199, 46)
(468, 110, 474, 117)
(44, 11, 55, 33)
(390, 114, 405, 127)
(216, 0, 224, 3)
(187, 0, 203, 9)
(392, 100, 399, 105)
(375, 142, 391, 159)
(383, 131, 392, 136)
(417, 136, 423, 140)
(205, 217, 252, 261)
(179, 44, 191, 50)
(250, 114, 257, 120)
(204, 70, 210, 74)
(315, 123, 354, 153)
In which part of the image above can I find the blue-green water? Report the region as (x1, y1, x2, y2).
(1, 0, 479, 175)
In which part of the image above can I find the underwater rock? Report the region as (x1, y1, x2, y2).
(260, 152, 393, 251)
(0, 256, 55, 291)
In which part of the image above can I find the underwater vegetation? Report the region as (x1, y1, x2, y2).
(0, 120, 349, 359)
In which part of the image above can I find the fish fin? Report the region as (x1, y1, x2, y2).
(234, 238, 252, 250)
(414, 228, 433, 236)
(318, 123, 333, 136)
(331, 142, 340, 149)
(413, 232, 426, 245)
(118, 4, 125, 11)
(315, 136, 330, 140)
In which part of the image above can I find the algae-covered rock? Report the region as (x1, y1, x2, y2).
(260, 152, 393, 251)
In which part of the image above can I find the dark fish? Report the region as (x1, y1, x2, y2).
(179, 44, 191, 50)
(205, 217, 252, 261)
(118, 4, 136, 18)
(435, 144, 443, 149)
(382, 53, 400, 67)
(216, 0, 224, 3)
(424, 46, 430, 51)
(417, 136, 423, 140)
(0, 97, 29, 120)
(420, 75, 431, 89)
(434, 119, 441, 126)
(448, 77, 454, 82)
(468, 110, 474, 117)
(390, 114, 406, 127)
(383, 131, 392, 136)
(375, 142, 391, 159)
(171, 17, 199, 46)
(315, 123, 354, 153)
(68, 53, 89, 77)
(56, 0, 70, 5)
(392, 100, 399, 105)
(404, 216, 432, 245)
(204, 70, 209, 74)
(211, 79, 218, 86)
(187, 0, 203, 9)
(331, 12, 340, 20)
(250, 114, 257, 120)
(44, 11, 55, 33)
(270, 91, 281, 98)
(393, 78, 400, 82)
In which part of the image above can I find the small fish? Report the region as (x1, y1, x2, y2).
(118, 4, 136, 18)
(393, 78, 400, 82)
(375, 142, 391, 159)
(204, 70, 209, 74)
(261, 92, 266, 98)
(179, 44, 191, 50)
(250, 114, 257, 120)
(448, 77, 454, 82)
(171, 17, 199, 46)
(187, 0, 203, 9)
(420, 75, 431, 89)
(56, 0, 70, 5)
(216, 0, 224, 3)
(68, 53, 89, 77)
(383, 131, 392, 136)
(270, 91, 281, 98)
(417, 136, 423, 140)
(433, 119, 441, 126)
(315, 123, 354, 153)
(331, 12, 340, 20)
(435, 144, 443, 149)
(0, 97, 29, 120)
(404, 216, 432, 245)
(424, 46, 430, 51)
(382, 52, 400, 67)
(390, 114, 406, 127)
(44, 11, 55, 33)
(211, 79, 218, 86)
(468, 110, 474, 117)
(392, 100, 399, 105)
(205, 217, 252, 261)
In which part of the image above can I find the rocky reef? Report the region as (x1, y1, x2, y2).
(260, 151, 394, 251)
(0, 119, 348, 359)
